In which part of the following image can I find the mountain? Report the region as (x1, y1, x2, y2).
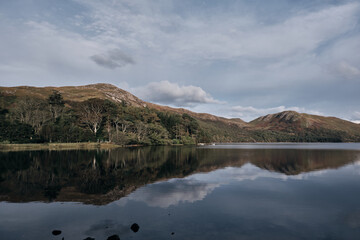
(249, 111, 360, 142)
(0, 83, 148, 107)
(250, 110, 357, 131)
(1, 83, 360, 143)
(0, 83, 246, 127)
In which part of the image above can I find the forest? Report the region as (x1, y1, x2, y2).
(1, 88, 360, 145)
(0, 91, 203, 145)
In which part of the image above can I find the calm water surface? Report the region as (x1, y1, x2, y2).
(1, 143, 360, 240)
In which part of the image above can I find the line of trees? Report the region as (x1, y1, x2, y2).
(0, 91, 202, 145)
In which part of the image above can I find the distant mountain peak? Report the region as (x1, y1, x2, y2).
(256, 111, 302, 123)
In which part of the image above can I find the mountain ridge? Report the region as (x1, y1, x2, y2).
(1, 83, 360, 143)
(0, 83, 248, 127)
(250, 110, 360, 132)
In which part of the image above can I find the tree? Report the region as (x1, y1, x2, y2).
(147, 123, 169, 145)
(135, 121, 148, 143)
(0, 108, 35, 143)
(79, 99, 104, 136)
(11, 97, 51, 134)
(48, 90, 65, 119)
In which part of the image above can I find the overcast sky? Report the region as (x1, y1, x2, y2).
(0, 0, 359, 122)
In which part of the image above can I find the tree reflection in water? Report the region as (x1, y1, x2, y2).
(0, 146, 359, 204)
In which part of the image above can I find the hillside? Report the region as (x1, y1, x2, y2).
(0, 83, 148, 107)
(1, 83, 360, 143)
(249, 111, 360, 142)
(0, 83, 247, 127)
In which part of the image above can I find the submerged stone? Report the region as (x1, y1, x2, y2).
(107, 234, 120, 240)
(52, 230, 62, 236)
(83, 237, 95, 240)
(130, 223, 140, 232)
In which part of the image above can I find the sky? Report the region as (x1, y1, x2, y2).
(0, 0, 359, 122)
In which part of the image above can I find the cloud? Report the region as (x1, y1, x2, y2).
(165, 2, 360, 61)
(0, 1, 360, 122)
(230, 105, 322, 121)
(77, 1, 359, 62)
(90, 49, 135, 69)
(134, 81, 222, 107)
(118, 179, 218, 208)
(85, 220, 130, 237)
(117, 161, 359, 208)
(351, 111, 360, 124)
(189, 164, 319, 184)
(330, 61, 360, 80)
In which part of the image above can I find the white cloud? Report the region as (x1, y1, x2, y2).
(331, 61, 360, 79)
(133, 81, 222, 107)
(0, 20, 104, 86)
(351, 111, 360, 123)
(189, 164, 317, 184)
(0, 1, 359, 122)
(73, 1, 359, 62)
(118, 179, 218, 208)
(117, 162, 360, 208)
(167, 3, 359, 62)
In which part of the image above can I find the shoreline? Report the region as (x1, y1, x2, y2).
(0, 142, 191, 152)
(1, 142, 359, 152)
(0, 142, 123, 152)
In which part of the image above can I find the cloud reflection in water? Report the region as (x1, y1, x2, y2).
(118, 161, 360, 209)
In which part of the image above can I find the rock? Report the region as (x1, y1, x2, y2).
(52, 230, 62, 236)
(171, 232, 175, 235)
(107, 234, 120, 240)
(83, 237, 95, 240)
(130, 223, 140, 233)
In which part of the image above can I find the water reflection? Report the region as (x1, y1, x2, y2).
(118, 179, 219, 208)
(119, 161, 360, 209)
(1, 145, 360, 239)
(0, 146, 359, 204)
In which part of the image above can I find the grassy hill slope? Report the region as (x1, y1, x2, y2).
(1, 84, 360, 143)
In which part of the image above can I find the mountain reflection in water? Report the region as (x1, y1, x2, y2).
(1, 144, 360, 240)
(0, 145, 359, 204)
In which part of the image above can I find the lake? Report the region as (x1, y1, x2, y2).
(1, 143, 360, 240)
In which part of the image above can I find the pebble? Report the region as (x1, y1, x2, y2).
(107, 234, 120, 240)
(52, 230, 62, 236)
(130, 223, 140, 233)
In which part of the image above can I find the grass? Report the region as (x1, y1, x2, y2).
(0, 142, 122, 152)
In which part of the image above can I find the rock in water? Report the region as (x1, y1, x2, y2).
(83, 237, 95, 240)
(107, 235, 120, 240)
(130, 223, 140, 233)
(52, 230, 62, 236)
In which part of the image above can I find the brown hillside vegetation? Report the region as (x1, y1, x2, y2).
(1, 83, 360, 143)
(250, 111, 360, 134)
(0, 83, 247, 127)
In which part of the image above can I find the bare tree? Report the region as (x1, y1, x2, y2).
(79, 99, 104, 135)
(113, 115, 131, 134)
(12, 97, 51, 134)
(135, 121, 148, 142)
